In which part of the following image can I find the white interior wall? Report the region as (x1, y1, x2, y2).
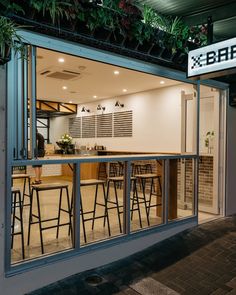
(50, 116, 69, 145)
(50, 83, 194, 153)
(199, 97, 214, 153)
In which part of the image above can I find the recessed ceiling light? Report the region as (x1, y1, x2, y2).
(62, 86, 67, 90)
(93, 95, 97, 99)
(58, 58, 65, 63)
(160, 81, 165, 84)
(123, 89, 127, 92)
(114, 70, 120, 75)
(69, 100, 73, 103)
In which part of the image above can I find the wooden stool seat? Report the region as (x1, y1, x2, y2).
(80, 179, 106, 186)
(108, 176, 136, 182)
(12, 174, 30, 179)
(31, 183, 68, 191)
(135, 173, 159, 179)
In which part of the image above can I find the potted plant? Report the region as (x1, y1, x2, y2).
(0, 16, 25, 65)
(205, 131, 214, 154)
(56, 133, 74, 154)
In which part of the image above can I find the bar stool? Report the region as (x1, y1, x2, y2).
(133, 162, 153, 190)
(135, 173, 162, 225)
(12, 173, 31, 206)
(106, 176, 144, 233)
(133, 162, 152, 175)
(27, 183, 72, 254)
(11, 188, 25, 259)
(79, 179, 111, 243)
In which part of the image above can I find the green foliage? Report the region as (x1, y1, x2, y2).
(4, 0, 208, 55)
(0, 16, 25, 59)
(29, 0, 71, 25)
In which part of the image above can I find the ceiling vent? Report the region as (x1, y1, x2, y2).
(39, 66, 82, 81)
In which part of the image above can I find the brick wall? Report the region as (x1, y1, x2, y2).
(198, 156, 213, 204)
(177, 156, 213, 206)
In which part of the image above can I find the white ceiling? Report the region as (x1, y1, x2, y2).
(37, 48, 180, 104)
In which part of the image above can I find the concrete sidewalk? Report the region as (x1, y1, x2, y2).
(28, 216, 236, 295)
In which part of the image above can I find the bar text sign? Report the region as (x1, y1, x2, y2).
(188, 37, 236, 78)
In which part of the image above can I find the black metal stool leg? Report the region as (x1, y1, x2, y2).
(91, 184, 99, 230)
(134, 180, 142, 228)
(147, 178, 154, 217)
(103, 183, 111, 236)
(36, 190, 44, 254)
(141, 178, 150, 226)
(114, 182, 122, 233)
(56, 188, 63, 238)
(104, 181, 110, 227)
(18, 191, 25, 259)
(65, 187, 73, 243)
(11, 192, 16, 249)
(80, 196, 87, 243)
(27, 189, 34, 246)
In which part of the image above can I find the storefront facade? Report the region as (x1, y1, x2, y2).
(0, 30, 230, 294)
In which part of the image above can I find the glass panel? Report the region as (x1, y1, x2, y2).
(130, 159, 164, 232)
(79, 160, 124, 244)
(199, 86, 220, 215)
(169, 158, 195, 221)
(11, 163, 74, 264)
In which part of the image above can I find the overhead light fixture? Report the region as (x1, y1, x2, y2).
(97, 104, 105, 111)
(114, 70, 120, 75)
(93, 95, 97, 99)
(81, 106, 90, 113)
(123, 89, 127, 92)
(115, 101, 124, 108)
(69, 100, 73, 103)
(62, 86, 67, 90)
(160, 80, 165, 84)
(58, 58, 65, 63)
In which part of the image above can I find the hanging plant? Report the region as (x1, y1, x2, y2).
(0, 16, 25, 65)
(29, 0, 71, 26)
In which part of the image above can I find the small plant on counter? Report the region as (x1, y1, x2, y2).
(59, 133, 73, 144)
(56, 134, 74, 154)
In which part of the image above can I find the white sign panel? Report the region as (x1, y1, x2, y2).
(188, 37, 236, 78)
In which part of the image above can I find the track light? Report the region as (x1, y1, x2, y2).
(97, 104, 105, 111)
(115, 101, 124, 108)
(81, 106, 90, 112)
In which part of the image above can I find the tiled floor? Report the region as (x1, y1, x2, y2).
(11, 175, 163, 263)
(11, 175, 219, 264)
(28, 215, 236, 295)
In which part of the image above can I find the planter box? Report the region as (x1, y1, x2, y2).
(161, 48, 174, 60)
(137, 41, 154, 54)
(0, 46, 11, 65)
(172, 51, 188, 67)
(93, 27, 111, 42)
(109, 30, 126, 46)
(149, 44, 165, 58)
(123, 38, 139, 50)
(0, 56, 11, 65)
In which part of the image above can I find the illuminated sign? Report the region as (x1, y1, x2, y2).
(188, 37, 236, 79)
